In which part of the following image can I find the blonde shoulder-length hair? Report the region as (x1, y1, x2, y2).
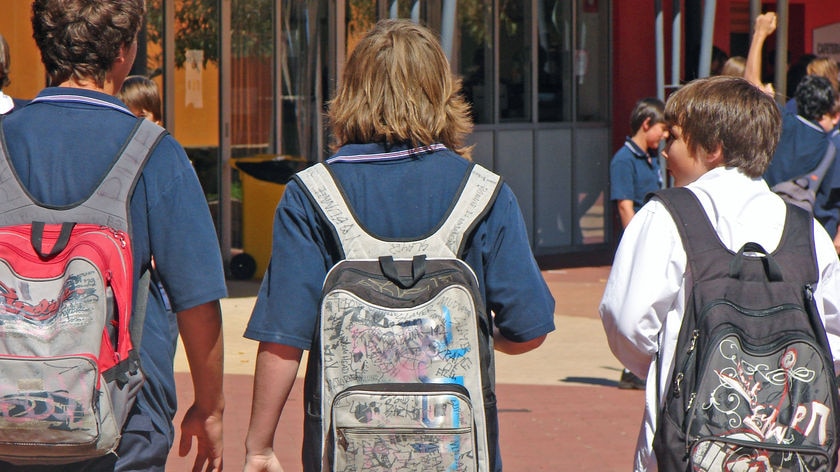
(327, 19, 473, 159)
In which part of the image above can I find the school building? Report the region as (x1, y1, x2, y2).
(2, 0, 840, 275)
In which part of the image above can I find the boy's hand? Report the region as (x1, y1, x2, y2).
(754, 12, 777, 38)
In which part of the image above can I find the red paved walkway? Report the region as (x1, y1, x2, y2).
(166, 266, 649, 470)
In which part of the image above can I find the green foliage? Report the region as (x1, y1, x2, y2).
(145, 0, 274, 69)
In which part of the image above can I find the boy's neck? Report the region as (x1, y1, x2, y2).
(631, 133, 650, 153)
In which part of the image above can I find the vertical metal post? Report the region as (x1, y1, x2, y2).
(441, 0, 456, 61)
(655, 0, 665, 100)
(274, 0, 283, 154)
(671, 0, 681, 89)
(774, 0, 788, 101)
(219, 0, 232, 273)
(163, 0, 175, 133)
(749, 0, 761, 38)
(698, 0, 716, 78)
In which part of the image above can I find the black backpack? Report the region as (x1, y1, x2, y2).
(651, 187, 840, 471)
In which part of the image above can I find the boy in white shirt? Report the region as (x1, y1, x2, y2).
(599, 75, 840, 471)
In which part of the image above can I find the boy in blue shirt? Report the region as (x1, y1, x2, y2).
(609, 97, 668, 389)
(610, 97, 668, 229)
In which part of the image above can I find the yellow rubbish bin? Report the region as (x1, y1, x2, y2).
(230, 155, 310, 279)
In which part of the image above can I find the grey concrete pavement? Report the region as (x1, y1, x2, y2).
(167, 266, 647, 471)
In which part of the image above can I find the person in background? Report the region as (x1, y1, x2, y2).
(609, 97, 668, 390)
(747, 12, 840, 250)
(0, 0, 226, 470)
(118, 75, 162, 125)
(242, 18, 555, 472)
(0, 32, 27, 114)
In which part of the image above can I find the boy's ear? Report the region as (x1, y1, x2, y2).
(640, 117, 652, 131)
(704, 144, 724, 167)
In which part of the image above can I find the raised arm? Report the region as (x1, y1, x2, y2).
(744, 12, 777, 92)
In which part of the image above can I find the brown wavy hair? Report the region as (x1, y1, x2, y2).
(32, 0, 145, 88)
(328, 19, 474, 159)
(665, 76, 781, 178)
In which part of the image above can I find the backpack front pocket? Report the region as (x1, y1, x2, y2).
(331, 383, 477, 472)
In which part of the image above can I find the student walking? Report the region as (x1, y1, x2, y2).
(0, 1, 226, 470)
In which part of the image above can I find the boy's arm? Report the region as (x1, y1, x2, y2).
(244, 342, 303, 472)
(599, 200, 684, 377)
(745, 12, 776, 92)
(176, 301, 225, 472)
(616, 199, 636, 228)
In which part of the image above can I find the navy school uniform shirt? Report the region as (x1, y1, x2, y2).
(816, 130, 840, 238)
(244, 142, 556, 471)
(609, 137, 662, 211)
(0, 87, 227, 443)
(764, 112, 830, 188)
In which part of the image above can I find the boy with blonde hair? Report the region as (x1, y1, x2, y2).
(600, 75, 840, 471)
(243, 19, 554, 472)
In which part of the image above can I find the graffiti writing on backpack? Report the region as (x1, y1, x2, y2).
(338, 433, 473, 472)
(0, 390, 93, 432)
(0, 273, 100, 337)
(692, 338, 833, 470)
(324, 293, 475, 390)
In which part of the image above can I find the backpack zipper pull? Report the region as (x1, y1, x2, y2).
(687, 329, 699, 354)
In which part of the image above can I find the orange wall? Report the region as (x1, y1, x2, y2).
(0, 1, 46, 100)
(0, 4, 218, 148)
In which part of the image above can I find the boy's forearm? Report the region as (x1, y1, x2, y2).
(177, 301, 225, 413)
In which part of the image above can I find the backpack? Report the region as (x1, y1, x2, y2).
(0, 118, 164, 465)
(771, 142, 837, 213)
(295, 162, 502, 472)
(651, 187, 840, 471)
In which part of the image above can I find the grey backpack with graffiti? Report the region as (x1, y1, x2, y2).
(296, 162, 501, 472)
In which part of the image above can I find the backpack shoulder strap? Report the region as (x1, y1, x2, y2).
(0, 118, 166, 232)
(295, 162, 502, 259)
(650, 187, 728, 278)
(803, 141, 837, 192)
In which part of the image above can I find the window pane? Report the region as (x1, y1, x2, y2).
(458, 0, 494, 124)
(575, 0, 608, 121)
(232, 0, 275, 157)
(347, 0, 378, 55)
(389, 0, 420, 21)
(499, 0, 531, 122)
(537, 0, 571, 122)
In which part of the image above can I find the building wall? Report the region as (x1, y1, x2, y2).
(612, 0, 840, 163)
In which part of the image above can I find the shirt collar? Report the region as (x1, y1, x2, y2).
(328, 142, 447, 163)
(623, 137, 651, 158)
(31, 87, 135, 117)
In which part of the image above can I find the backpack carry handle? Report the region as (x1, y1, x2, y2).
(379, 255, 427, 289)
(729, 242, 783, 282)
(31, 221, 76, 259)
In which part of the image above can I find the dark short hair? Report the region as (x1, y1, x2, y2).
(665, 76, 781, 178)
(629, 98, 665, 134)
(32, 0, 145, 87)
(0, 33, 9, 89)
(795, 75, 837, 122)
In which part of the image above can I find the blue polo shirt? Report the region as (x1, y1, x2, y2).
(764, 113, 829, 188)
(816, 130, 840, 238)
(245, 142, 555, 472)
(0, 88, 227, 445)
(609, 138, 662, 211)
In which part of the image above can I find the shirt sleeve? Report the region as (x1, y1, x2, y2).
(599, 199, 686, 377)
(146, 137, 227, 312)
(811, 220, 840, 375)
(244, 180, 331, 349)
(481, 185, 556, 342)
(610, 153, 635, 202)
